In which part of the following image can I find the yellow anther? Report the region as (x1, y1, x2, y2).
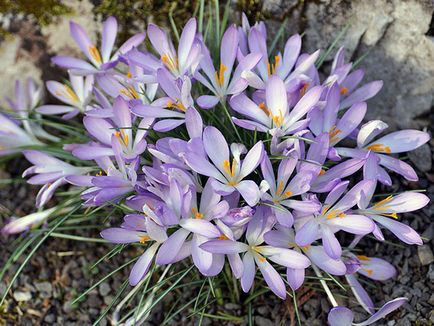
(215, 63, 227, 87)
(258, 102, 270, 115)
(272, 111, 283, 127)
(223, 159, 237, 178)
(329, 125, 342, 143)
(324, 209, 342, 219)
(276, 180, 284, 196)
(139, 235, 151, 243)
(115, 130, 129, 147)
(218, 234, 229, 240)
(319, 169, 326, 175)
(338, 213, 346, 218)
(381, 212, 398, 219)
(283, 191, 293, 199)
(161, 54, 178, 71)
(373, 195, 393, 209)
(340, 86, 349, 95)
(120, 85, 139, 100)
(96, 171, 103, 176)
(191, 207, 203, 219)
(266, 55, 281, 75)
(127, 71, 133, 78)
(88, 45, 102, 64)
(300, 83, 310, 97)
(363, 268, 374, 276)
(302, 245, 311, 251)
(258, 256, 266, 263)
(166, 99, 186, 112)
(356, 255, 371, 261)
(366, 143, 392, 153)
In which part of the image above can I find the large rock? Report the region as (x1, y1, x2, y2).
(261, 0, 434, 129)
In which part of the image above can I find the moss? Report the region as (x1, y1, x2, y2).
(95, 0, 199, 41)
(0, 0, 73, 26)
(236, 0, 265, 22)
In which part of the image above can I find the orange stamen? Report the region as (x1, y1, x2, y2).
(88, 45, 102, 64)
(215, 63, 227, 87)
(340, 86, 349, 95)
(366, 143, 392, 153)
(139, 235, 150, 243)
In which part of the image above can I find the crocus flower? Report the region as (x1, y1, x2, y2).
(240, 24, 319, 88)
(343, 254, 397, 315)
(323, 47, 384, 111)
(327, 298, 408, 326)
(202, 207, 311, 298)
(2, 206, 57, 235)
(355, 183, 429, 245)
(4, 78, 43, 116)
(52, 17, 145, 75)
(72, 96, 148, 161)
(155, 180, 229, 276)
(336, 120, 430, 184)
(3, 79, 58, 144)
(184, 126, 264, 206)
(295, 180, 375, 259)
(132, 68, 196, 132)
(79, 138, 141, 206)
(195, 25, 261, 108)
(37, 73, 94, 119)
(264, 225, 346, 291)
(0, 114, 43, 156)
(308, 83, 367, 160)
(147, 18, 201, 78)
(101, 214, 169, 285)
(230, 76, 322, 135)
(260, 132, 329, 227)
(22, 150, 91, 207)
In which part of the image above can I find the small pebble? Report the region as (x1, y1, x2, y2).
(98, 282, 111, 297)
(255, 316, 274, 326)
(417, 245, 434, 266)
(13, 291, 32, 302)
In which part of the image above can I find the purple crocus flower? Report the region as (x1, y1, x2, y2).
(324, 47, 384, 111)
(37, 72, 94, 119)
(265, 225, 347, 290)
(78, 139, 140, 206)
(195, 25, 261, 108)
(132, 68, 196, 132)
(184, 126, 264, 206)
(240, 23, 319, 89)
(72, 96, 148, 161)
(230, 76, 322, 135)
(52, 17, 145, 75)
(327, 298, 408, 326)
(2, 206, 57, 235)
(5, 78, 43, 115)
(101, 214, 169, 285)
(308, 83, 367, 160)
(147, 18, 201, 78)
(202, 207, 311, 298)
(0, 113, 43, 156)
(336, 120, 430, 184)
(22, 150, 91, 208)
(260, 132, 329, 227)
(294, 180, 375, 259)
(355, 183, 429, 245)
(155, 180, 229, 276)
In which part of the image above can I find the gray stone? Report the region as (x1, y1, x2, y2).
(13, 291, 32, 302)
(255, 316, 274, 326)
(409, 144, 432, 173)
(35, 281, 52, 293)
(418, 245, 434, 266)
(98, 282, 111, 297)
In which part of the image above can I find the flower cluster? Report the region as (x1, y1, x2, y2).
(1, 14, 430, 325)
